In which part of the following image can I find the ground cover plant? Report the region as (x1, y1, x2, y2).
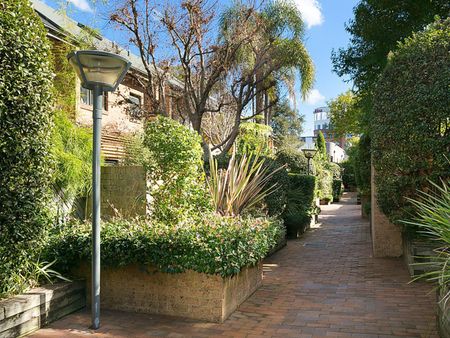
(45, 215, 283, 277)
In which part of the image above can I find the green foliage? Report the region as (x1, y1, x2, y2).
(332, 0, 449, 133)
(45, 215, 283, 277)
(352, 135, 371, 195)
(52, 111, 92, 198)
(332, 179, 343, 202)
(237, 123, 273, 157)
(327, 91, 362, 136)
(143, 116, 211, 222)
(332, 0, 449, 92)
(208, 153, 282, 216)
(123, 132, 151, 166)
(340, 161, 356, 191)
(271, 99, 304, 147)
(372, 19, 450, 224)
(402, 179, 450, 300)
(315, 131, 327, 160)
(0, 0, 54, 297)
(283, 174, 318, 238)
(275, 146, 309, 174)
(264, 157, 290, 217)
(315, 161, 333, 202)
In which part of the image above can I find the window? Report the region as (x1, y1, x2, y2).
(128, 93, 142, 119)
(80, 87, 93, 106)
(80, 86, 108, 111)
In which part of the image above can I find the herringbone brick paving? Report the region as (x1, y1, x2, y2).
(30, 192, 438, 337)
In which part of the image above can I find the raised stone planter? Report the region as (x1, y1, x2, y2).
(403, 236, 441, 277)
(437, 285, 450, 338)
(74, 262, 262, 323)
(0, 282, 85, 338)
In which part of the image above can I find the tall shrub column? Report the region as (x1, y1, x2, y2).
(0, 0, 54, 296)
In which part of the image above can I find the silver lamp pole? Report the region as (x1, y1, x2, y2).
(68, 50, 131, 329)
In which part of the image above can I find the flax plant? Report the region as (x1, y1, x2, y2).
(208, 153, 282, 216)
(402, 179, 450, 304)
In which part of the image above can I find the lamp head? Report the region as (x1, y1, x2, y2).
(68, 50, 131, 92)
(302, 148, 317, 159)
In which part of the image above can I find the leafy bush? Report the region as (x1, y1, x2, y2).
(52, 111, 92, 198)
(0, 0, 54, 297)
(314, 160, 333, 202)
(283, 174, 317, 238)
(45, 215, 283, 277)
(402, 179, 450, 302)
(143, 116, 211, 222)
(353, 134, 371, 195)
(372, 19, 450, 224)
(208, 153, 282, 216)
(275, 146, 309, 174)
(264, 157, 290, 217)
(340, 161, 356, 191)
(332, 179, 343, 202)
(237, 122, 273, 157)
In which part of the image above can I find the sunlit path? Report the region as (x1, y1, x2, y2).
(30, 192, 438, 337)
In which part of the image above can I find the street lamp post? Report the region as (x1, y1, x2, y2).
(302, 148, 318, 175)
(68, 50, 131, 330)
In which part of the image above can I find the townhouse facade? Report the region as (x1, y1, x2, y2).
(33, 0, 187, 163)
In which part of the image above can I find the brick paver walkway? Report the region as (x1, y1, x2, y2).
(31, 193, 438, 337)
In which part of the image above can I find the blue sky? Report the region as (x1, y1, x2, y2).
(43, 0, 358, 136)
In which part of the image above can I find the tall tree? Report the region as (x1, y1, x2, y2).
(271, 99, 304, 148)
(315, 131, 327, 160)
(331, 0, 449, 130)
(327, 90, 362, 137)
(218, 0, 314, 153)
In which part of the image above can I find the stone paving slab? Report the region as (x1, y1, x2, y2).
(30, 193, 438, 337)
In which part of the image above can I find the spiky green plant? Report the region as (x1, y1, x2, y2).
(208, 153, 283, 216)
(402, 179, 450, 304)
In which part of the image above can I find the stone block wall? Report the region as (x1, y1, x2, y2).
(75, 262, 262, 323)
(371, 163, 403, 257)
(86, 165, 146, 219)
(438, 286, 450, 337)
(0, 282, 85, 338)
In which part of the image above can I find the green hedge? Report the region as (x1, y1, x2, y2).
(45, 215, 283, 277)
(283, 174, 317, 238)
(0, 0, 54, 297)
(372, 19, 450, 224)
(332, 179, 343, 202)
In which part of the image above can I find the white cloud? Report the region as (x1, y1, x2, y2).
(293, 0, 324, 29)
(69, 0, 93, 12)
(304, 89, 325, 105)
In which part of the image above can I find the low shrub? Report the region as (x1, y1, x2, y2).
(283, 174, 317, 238)
(237, 122, 273, 157)
(275, 146, 308, 174)
(45, 215, 283, 277)
(332, 179, 343, 202)
(264, 157, 289, 217)
(143, 116, 211, 222)
(340, 161, 356, 191)
(315, 161, 333, 202)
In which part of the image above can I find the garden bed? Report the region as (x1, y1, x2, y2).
(0, 282, 85, 338)
(74, 262, 262, 322)
(45, 216, 281, 322)
(438, 285, 450, 338)
(403, 235, 441, 277)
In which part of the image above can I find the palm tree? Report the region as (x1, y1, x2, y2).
(220, 0, 314, 125)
